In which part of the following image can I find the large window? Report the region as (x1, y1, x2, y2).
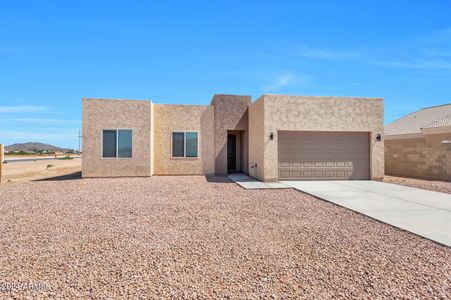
(172, 131, 198, 158)
(102, 129, 132, 158)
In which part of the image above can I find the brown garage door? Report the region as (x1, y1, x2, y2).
(278, 131, 370, 180)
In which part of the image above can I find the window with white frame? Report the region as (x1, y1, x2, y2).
(172, 131, 198, 158)
(102, 129, 132, 158)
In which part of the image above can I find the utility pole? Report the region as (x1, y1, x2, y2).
(78, 129, 82, 154)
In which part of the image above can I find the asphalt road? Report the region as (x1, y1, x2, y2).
(4, 156, 81, 163)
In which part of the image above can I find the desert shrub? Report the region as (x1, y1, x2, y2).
(58, 156, 73, 160)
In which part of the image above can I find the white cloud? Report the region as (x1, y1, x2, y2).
(262, 72, 312, 92)
(0, 129, 78, 140)
(263, 73, 294, 91)
(293, 47, 360, 61)
(373, 59, 451, 70)
(417, 28, 451, 45)
(0, 118, 80, 126)
(421, 49, 451, 58)
(372, 28, 451, 71)
(285, 28, 451, 72)
(0, 105, 48, 113)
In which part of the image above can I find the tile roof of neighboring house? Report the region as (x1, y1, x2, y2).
(384, 103, 451, 135)
(423, 111, 451, 129)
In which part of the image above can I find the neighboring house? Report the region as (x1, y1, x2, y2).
(82, 94, 384, 181)
(385, 104, 451, 181)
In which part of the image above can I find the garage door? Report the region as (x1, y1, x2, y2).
(278, 131, 370, 180)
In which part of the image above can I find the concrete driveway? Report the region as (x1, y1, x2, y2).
(281, 180, 451, 247)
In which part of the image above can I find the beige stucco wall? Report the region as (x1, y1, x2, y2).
(82, 98, 152, 177)
(152, 104, 215, 175)
(248, 96, 265, 180)
(249, 95, 384, 181)
(211, 95, 251, 174)
(150, 102, 155, 176)
(385, 133, 451, 181)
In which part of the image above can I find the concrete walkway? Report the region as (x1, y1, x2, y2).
(281, 180, 451, 247)
(228, 173, 290, 189)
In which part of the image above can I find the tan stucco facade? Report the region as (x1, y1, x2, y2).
(211, 95, 250, 174)
(82, 98, 152, 177)
(385, 132, 451, 181)
(248, 95, 384, 181)
(82, 94, 384, 181)
(248, 96, 265, 180)
(152, 104, 215, 175)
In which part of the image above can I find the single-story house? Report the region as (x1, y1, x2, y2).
(385, 104, 451, 181)
(82, 94, 384, 181)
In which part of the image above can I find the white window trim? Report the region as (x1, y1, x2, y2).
(101, 129, 133, 159)
(171, 130, 199, 159)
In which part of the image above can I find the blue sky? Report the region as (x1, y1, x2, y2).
(1, 1, 451, 149)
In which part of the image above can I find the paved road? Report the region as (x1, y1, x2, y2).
(281, 180, 451, 247)
(4, 156, 81, 163)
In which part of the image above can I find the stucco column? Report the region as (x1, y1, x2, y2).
(370, 132, 385, 180)
(211, 94, 251, 175)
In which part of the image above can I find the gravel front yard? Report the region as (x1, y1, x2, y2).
(384, 175, 451, 194)
(0, 176, 450, 299)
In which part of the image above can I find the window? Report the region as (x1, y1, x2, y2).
(172, 131, 198, 158)
(102, 130, 117, 158)
(172, 132, 184, 157)
(102, 129, 132, 158)
(118, 130, 132, 158)
(185, 132, 198, 157)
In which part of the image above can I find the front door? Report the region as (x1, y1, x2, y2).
(227, 134, 236, 172)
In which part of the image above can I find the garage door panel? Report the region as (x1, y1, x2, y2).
(335, 161, 346, 167)
(278, 131, 370, 180)
(292, 171, 301, 178)
(336, 170, 346, 178)
(279, 171, 290, 178)
(303, 171, 313, 178)
(324, 170, 334, 177)
(312, 171, 322, 178)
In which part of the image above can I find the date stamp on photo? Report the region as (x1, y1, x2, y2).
(0, 282, 52, 292)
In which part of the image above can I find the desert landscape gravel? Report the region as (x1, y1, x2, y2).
(0, 176, 450, 299)
(384, 175, 451, 194)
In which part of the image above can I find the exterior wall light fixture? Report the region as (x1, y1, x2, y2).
(269, 132, 274, 140)
(376, 133, 382, 142)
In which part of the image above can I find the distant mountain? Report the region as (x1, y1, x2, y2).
(5, 142, 69, 152)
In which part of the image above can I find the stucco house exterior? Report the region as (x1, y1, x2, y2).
(385, 104, 451, 181)
(82, 94, 384, 181)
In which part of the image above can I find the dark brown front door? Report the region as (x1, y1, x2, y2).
(227, 134, 236, 172)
